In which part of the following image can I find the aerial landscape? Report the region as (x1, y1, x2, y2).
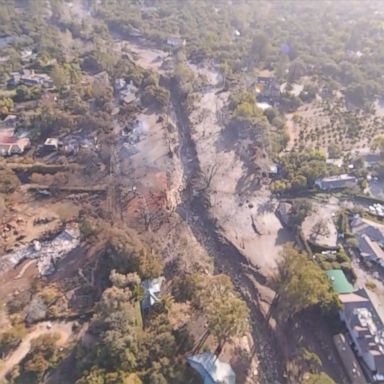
(2, 0, 384, 383)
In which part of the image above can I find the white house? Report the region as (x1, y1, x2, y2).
(315, 174, 357, 191)
(339, 289, 384, 382)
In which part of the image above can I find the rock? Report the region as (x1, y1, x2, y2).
(33, 240, 41, 251)
(25, 296, 47, 324)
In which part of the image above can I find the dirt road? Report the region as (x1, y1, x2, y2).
(0, 321, 73, 380)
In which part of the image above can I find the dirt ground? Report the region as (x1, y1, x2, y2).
(1, 193, 79, 253)
(188, 67, 294, 276)
(117, 106, 212, 270)
(114, 40, 169, 74)
(0, 259, 37, 304)
(0, 321, 75, 380)
(301, 200, 339, 248)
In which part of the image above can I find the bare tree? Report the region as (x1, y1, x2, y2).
(311, 219, 330, 240)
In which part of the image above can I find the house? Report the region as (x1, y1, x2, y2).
(0, 133, 30, 157)
(0, 115, 17, 130)
(280, 82, 304, 97)
(276, 201, 294, 227)
(119, 80, 138, 104)
(326, 269, 354, 294)
(351, 216, 384, 268)
(255, 76, 280, 103)
(114, 79, 138, 104)
(315, 174, 358, 191)
(20, 49, 35, 62)
(362, 153, 382, 168)
(9, 72, 21, 87)
(141, 276, 164, 310)
(166, 37, 186, 48)
(333, 333, 367, 384)
(114, 78, 126, 91)
(321, 86, 334, 99)
(10, 69, 54, 88)
(187, 352, 236, 384)
(44, 138, 60, 151)
(339, 288, 384, 382)
(129, 26, 142, 38)
(233, 29, 241, 37)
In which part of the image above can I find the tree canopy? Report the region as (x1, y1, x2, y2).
(273, 244, 339, 320)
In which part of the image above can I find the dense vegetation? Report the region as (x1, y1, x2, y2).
(273, 245, 339, 321)
(94, 0, 384, 107)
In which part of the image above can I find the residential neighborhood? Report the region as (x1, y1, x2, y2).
(1, 1, 384, 384)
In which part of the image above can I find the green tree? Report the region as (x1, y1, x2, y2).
(18, 333, 61, 383)
(251, 32, 270, 62)
(304, 372, 336, 384)
(51, 64, 69, 89)
(138, 249, 164, 280)
(273, 244, 339, 320)
(371, 135, 384, 157)
(193, 274, 249, 349)
(0, 326, 25, 357)
(290, 199, 312, 226)
(291, 175, 307, 191)
(0, 167, 20, 194)
(0, 97, 13, 117)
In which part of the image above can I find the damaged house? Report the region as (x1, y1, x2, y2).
(114, 78, 138, 104)
(0, 132, 30, 157)
(9, 69, 54, 88)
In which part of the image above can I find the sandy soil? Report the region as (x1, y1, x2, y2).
(302, 201, 339, 248)
(188, 67, 293, 276)
(0, 321, 74, 380)
(0, 259, 37, 304)
(114, 40, 169, 74)
(117, 107, 212, 269)
(1, 196, 79, 253)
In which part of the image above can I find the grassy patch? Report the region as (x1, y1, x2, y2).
(366, 280, 377, 291)
(0, 89, 16, 98)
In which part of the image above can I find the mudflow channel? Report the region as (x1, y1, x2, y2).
(170, 78, 285, 383)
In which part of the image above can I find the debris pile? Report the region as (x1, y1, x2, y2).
(0, 224, 80, 276)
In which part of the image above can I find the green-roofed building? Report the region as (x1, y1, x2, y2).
(326, 269, 354, 294)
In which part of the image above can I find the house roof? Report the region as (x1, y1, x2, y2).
(316, 174, 357, 190)
(0, 144, 11, 155)
(351, 217, 384, 262)
(141, 277, 164, 310)
(321, 174, 356, 183)
(44, 138, 59, 146)
(0, 134, 18, 144)
(326, 269, 354, 294)
(187, 352, 236, 384)
(333, 333, 367, 384)
(341, 288, 384, 374)
(359, 234, 384, 261)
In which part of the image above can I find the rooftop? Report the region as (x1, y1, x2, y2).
(187, 352, 236, 384)
(326, 269, 354, 294)
(333, 333, 367, 384)
(351, 217, 384, 264)
(142, 276, 164, 310)
(321, 174, 357, 183)
(340, 288, 384, 376)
